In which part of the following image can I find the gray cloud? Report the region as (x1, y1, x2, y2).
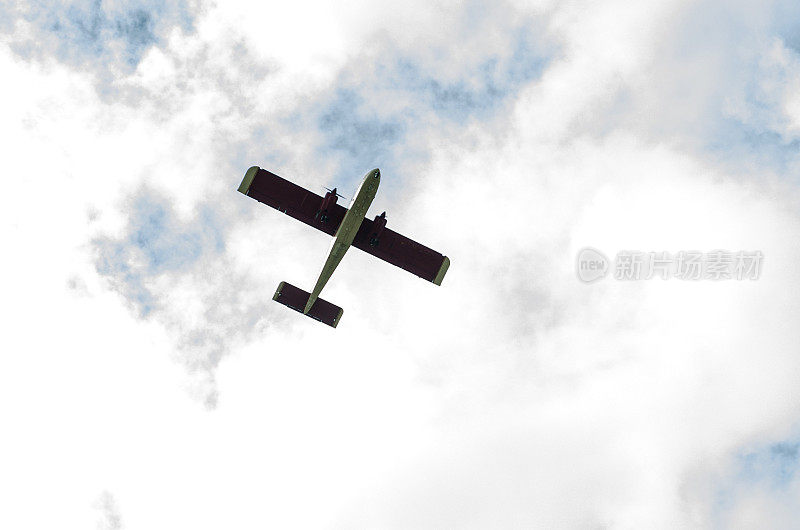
(2, 0, 197, 95)
(94, 491, 122, 530)
(570, 0, 800, 176)
(93, 187, 223, 316)
(311, 25, 554, 186)
(317, 88, 405, 178)
(92, 186, 282, 408)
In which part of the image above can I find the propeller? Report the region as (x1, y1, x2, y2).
(322, 186, 347, 200)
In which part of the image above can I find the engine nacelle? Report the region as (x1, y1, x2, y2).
(318, 188, 338, 222)
(369, 211, 387, 246)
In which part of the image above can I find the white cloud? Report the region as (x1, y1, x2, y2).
(94, 491, 122, 530)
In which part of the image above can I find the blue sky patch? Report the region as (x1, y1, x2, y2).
(93, 187, 225, 316)
(738, 441, 800, 487)
(4, 0, 195, 71)
(712, 436, 800, 526)
(312, 25, 552, 187)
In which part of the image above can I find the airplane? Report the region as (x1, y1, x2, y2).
(237, 166, 450, 328)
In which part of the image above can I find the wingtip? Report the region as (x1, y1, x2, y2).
(273, 281, 285, 301)
(332, 308, 343, 328)
(238, 166, 260, 195)
(433, 256, 450, 286)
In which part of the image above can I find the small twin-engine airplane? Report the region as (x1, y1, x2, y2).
(238, 166, 450, 328)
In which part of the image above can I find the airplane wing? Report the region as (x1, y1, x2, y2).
(239, 166, 450, 285)
(238, 166, 347, 236)
(352, 216, 450, 285)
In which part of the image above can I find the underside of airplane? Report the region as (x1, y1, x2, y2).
(238, 166, 450, 328)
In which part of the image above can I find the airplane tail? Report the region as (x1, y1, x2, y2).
(273, 281, 343, 328)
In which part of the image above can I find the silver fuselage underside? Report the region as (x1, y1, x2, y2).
(303, 168, 380, 313)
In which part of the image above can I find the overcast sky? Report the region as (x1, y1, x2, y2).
(3, 0, 800, 528)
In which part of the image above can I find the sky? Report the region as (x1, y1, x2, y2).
(2, 0, 800, 528)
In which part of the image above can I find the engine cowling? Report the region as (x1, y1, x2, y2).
(318, 188, 338, 222)
(369, 211, 387, 246)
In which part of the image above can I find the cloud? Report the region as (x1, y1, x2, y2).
(93, 187, 224, 316)
(544, 0, 800, 174)
(320, 1, 800, 527)
(80, 0, 800, 521)
(5, 0, 800, 527)
(94, 491, 122, 530)
(708, 437, 800, 528)
(72, 0, 558, 408)
(311, 28, 552, 185)
(91, 186, 287, 407)
(2, 0, 196, 76)
(317, 88, 405, 177)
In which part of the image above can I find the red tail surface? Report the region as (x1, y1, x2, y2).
(272, 281, 343, 328)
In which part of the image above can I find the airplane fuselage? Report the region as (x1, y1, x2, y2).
(303, 168, 381, 313)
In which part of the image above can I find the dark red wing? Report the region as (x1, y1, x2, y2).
(239, 166, 450, 285)
(238, 166, 346, 236)
(352, 218, 450, 285)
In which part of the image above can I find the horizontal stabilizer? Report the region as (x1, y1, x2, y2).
(273, 281, 343, 328)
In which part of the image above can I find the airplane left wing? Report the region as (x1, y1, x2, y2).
(352, 216, 450, 285)
(238, 166, 347, 236)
